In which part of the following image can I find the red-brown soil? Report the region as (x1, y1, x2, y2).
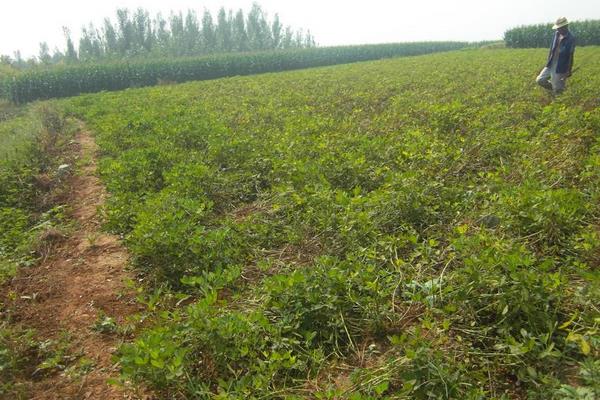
(6, 130, 147, 399)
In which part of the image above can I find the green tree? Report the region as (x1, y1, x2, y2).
(246, 3, 271, 50)
(282, 26, 294, 49)
(233, 9, 248, 52)
(79, 25, 104, 61)
(6, 3, 318, 66)
(184, 10, 201, 55)
(133, 8, 153, 53)
(201, 10, 217, 53)
(103, 18, 118, 57)
(272, 14, 282, 49)
(63, 27, 78, 63)
(305, 30, 316, 47)
(154, 13, 170, 56)
(116, 8, 134, 56)
(51, 47, 63, 64)
(294, 30, 304, 48)
(170, 12, 185, 56)
(216, 7, 233, 52)
(38, 42, 51, 65)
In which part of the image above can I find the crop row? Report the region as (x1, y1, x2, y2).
(2, 42, 467, 104)
(64, 47, 600, 398)
(505, 19, 600, 48)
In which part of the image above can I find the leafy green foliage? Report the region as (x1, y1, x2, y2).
(0, 325, 38, 387)
(0, 325, 76, 398)
(0, 65, 18, 101)
(92, 314, 118, 334)
(74, 5, 314, 62)
(0, 105, 76, 396)
(64, 47, 600, 398)
(0, 105, 71, 281)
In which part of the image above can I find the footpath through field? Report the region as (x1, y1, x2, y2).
(8, 127, 143, 399)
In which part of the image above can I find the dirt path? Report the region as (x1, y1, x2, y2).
(8, 129, 144, 399)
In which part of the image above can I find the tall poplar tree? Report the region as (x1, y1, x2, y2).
(133, 9, 153, 53)
(272, 14, 282, 49)
(116, 9, 134, 56)
(170, 12, 185, 56)
(184, 11, 201, 55)
(282, 27, 294, 49)
(247, 3, 270, 50)
(5, 3, 318, 66)
(63, 27, 78, 63)
(154, 13, 170, 55)
(216, 7, 233, 52)
(233, 9, 249, 52)
(103, 18, 118, 57)
(201, 10, 217, 52)
(38, 42, 51, 64)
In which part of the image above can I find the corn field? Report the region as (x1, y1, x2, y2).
(504, 19, 600, 48)
(0, 42, 467, 104)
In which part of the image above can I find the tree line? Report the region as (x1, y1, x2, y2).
(3, 3, 316, 68)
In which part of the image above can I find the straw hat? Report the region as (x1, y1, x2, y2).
(553, 17, 569, 30)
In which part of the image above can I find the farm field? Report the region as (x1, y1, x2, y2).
(3, 47, 600, 398)
(1, 42, 468, 104)
(63, 47, 600, 399)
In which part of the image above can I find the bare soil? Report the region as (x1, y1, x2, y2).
(6, 130, 146, 399)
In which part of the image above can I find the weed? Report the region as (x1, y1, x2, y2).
(92, 313, 118, 334)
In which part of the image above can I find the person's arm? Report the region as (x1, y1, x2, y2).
(546, 32, 557, 67)
(568, 38, 576, 76)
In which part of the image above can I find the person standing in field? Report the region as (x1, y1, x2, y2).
(536, 17, 576, 95)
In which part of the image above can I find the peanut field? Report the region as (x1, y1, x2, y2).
(4, 46, 600, 399)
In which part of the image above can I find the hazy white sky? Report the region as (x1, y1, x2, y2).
(1, 0, 599, 58)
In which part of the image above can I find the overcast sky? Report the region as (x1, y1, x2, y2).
(1, 0, 599, 58)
